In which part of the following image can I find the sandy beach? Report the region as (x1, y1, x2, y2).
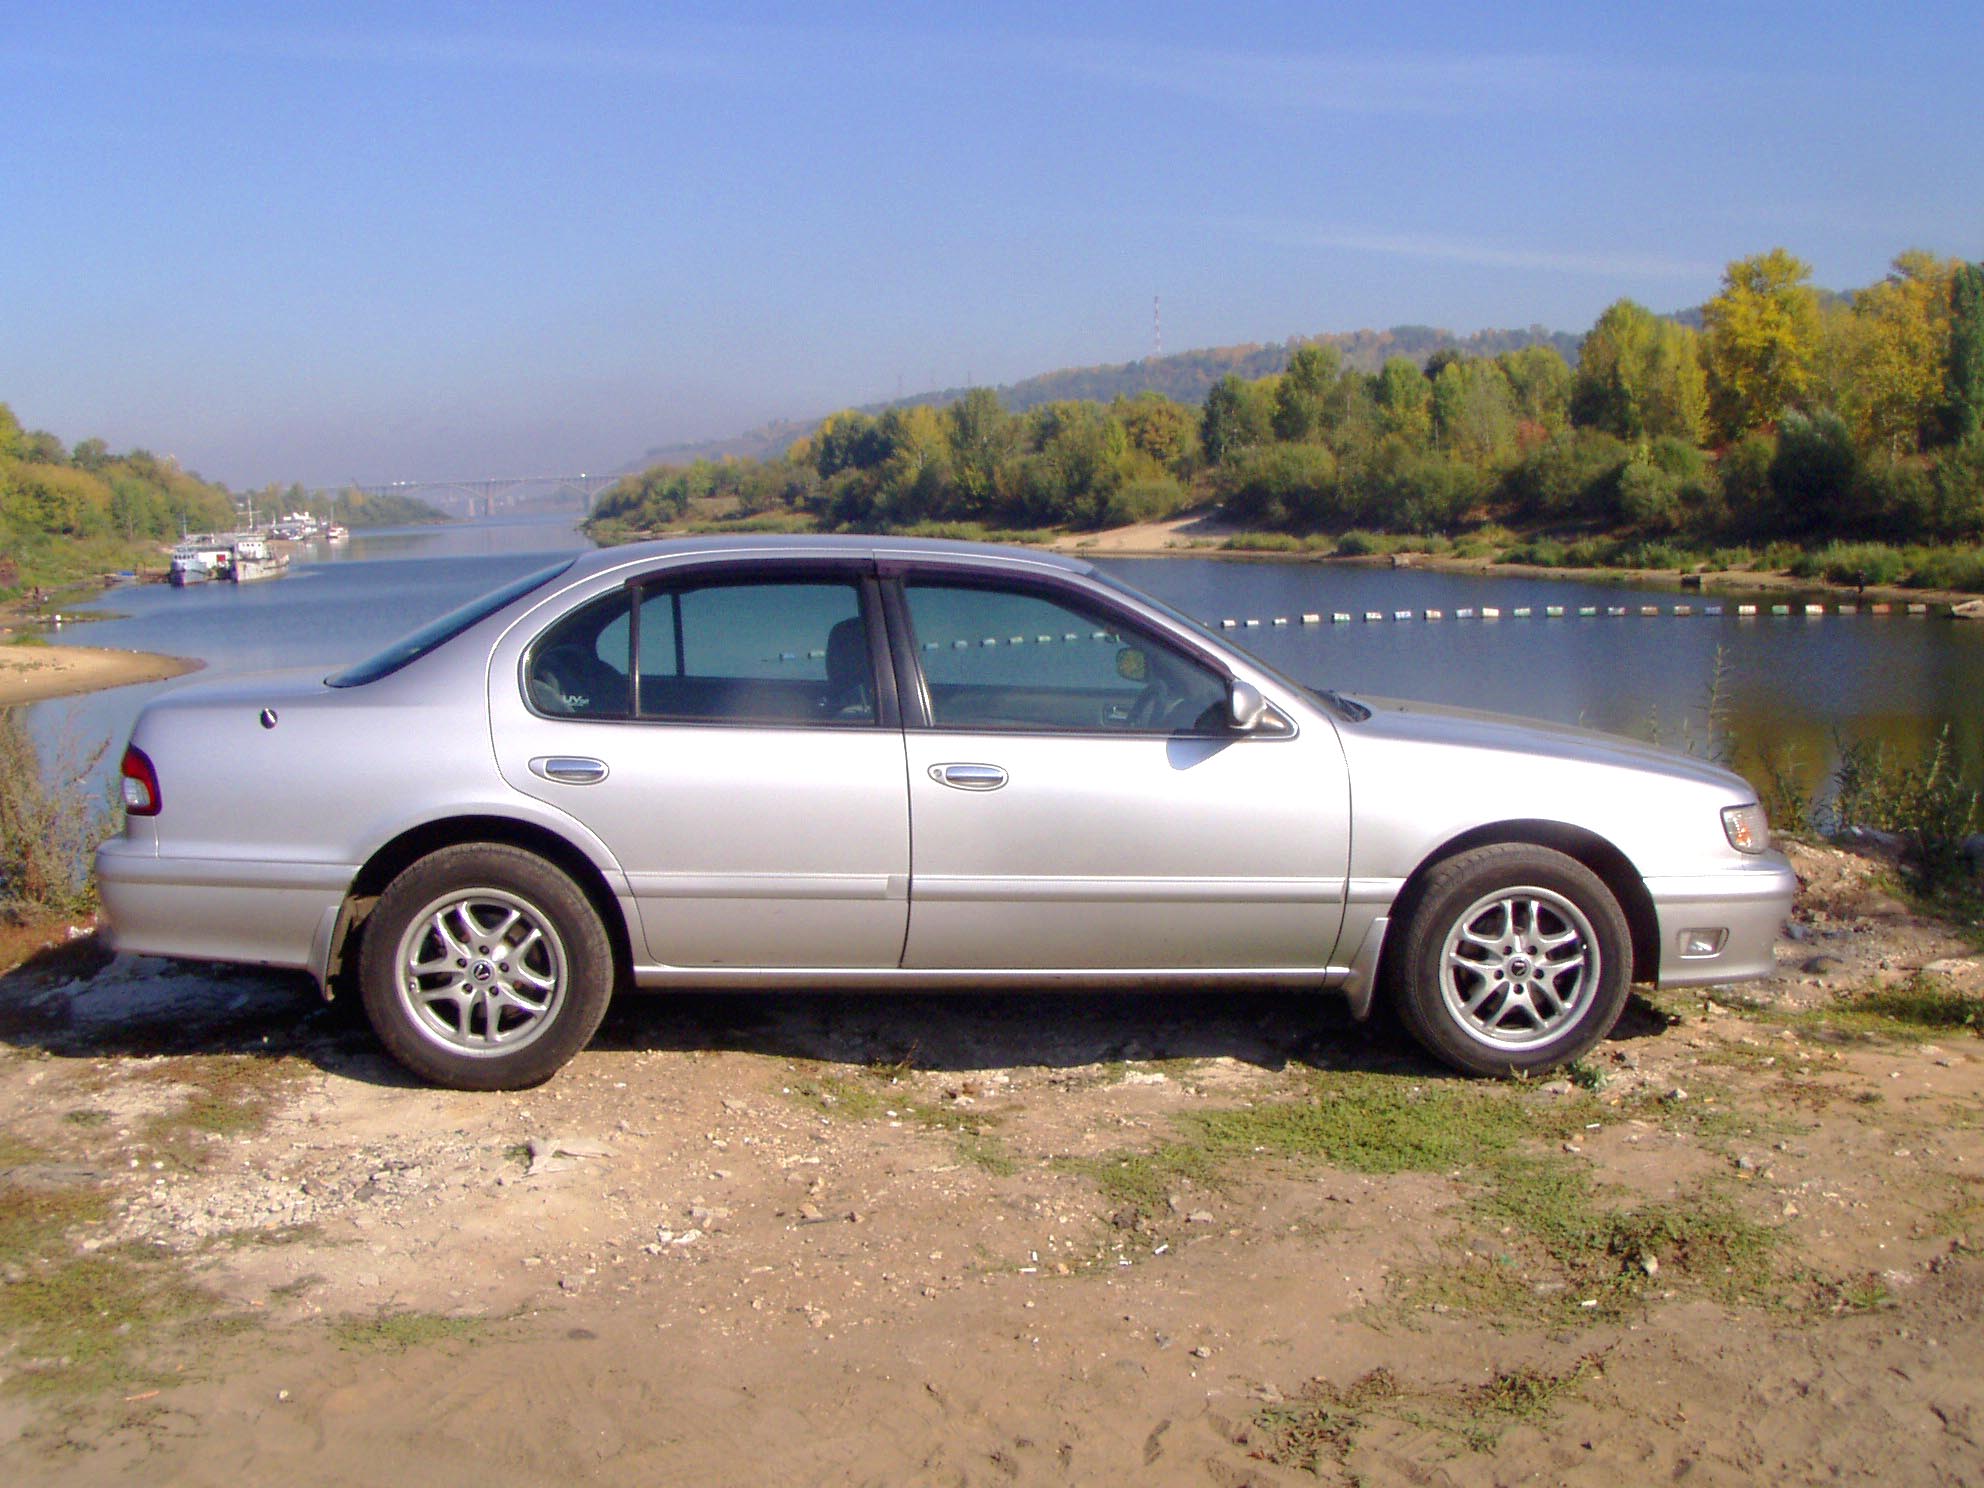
(0, 643, 200, 706)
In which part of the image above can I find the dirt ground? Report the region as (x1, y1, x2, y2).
(1, 841, 1982, 1486)
(0, 644, 197, 706)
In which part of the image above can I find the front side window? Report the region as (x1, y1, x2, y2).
(902, 580, 1228, 733)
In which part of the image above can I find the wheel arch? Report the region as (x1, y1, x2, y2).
(1376, 819, 1659, 995)
(325, 814, 636, 998)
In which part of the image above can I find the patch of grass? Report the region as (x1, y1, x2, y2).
(329, 1309, 491, 1353)
(954, 1130, 1019, 1177)
(1065, 1070, 1604, 1227)
(1728, 975, 1984, 1046)
(214, 1222, 323, 1250)
(1440, 1156, 1778, 1322)
(0, 1132, 49, 1166)
(0, 1181, 231, 1397)
(785, 1071, 890, 1121)
(62, 1108, 110, 1129)
(135, 1054, 300, 1166)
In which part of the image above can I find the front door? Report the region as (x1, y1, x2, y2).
(892, 573, 1349, 972)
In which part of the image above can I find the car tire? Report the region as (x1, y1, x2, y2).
(358, 843, 614, 1090)
(1390, 843, 1632, 1078)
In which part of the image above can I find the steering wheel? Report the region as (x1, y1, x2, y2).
(1127, 676, 1179, 730)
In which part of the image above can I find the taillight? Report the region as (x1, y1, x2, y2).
(121, 745, 161, 817)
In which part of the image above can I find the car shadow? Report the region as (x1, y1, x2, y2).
(0, 933, 1666, 1087)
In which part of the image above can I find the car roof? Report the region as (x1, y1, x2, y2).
(562, 533, 1096, 583)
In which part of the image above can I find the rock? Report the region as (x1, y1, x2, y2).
(1190, 1345, 1212, 1359)
(1802, 954, 1848, 975)
(1664, 1088, 1689, 1103)
(1952, 599, 1984, 621)
(559, 1274, 584, 1293)
(1186, 1210, 1215, 1225)
(1925, 959, 1979, 979)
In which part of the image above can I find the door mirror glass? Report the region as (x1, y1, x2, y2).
(1227, 679, 1267, 732)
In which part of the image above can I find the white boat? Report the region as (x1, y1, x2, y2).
(228, 533, 291, 583)
(169, 536, 234, 586)
(324, 524, 350, 545)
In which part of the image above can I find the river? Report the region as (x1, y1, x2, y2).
(29, 514, 1984, 795)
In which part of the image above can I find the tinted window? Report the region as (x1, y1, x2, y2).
(525, 588, 633, 718)
(903, 581, 1228, 733)
(330, 560, 574, 688)
(635, 578, 875, 725)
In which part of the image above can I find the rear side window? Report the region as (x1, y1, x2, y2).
(330, 561, 574, 688)
(524, 575, 877, 726)
(637, 579, 874, 724)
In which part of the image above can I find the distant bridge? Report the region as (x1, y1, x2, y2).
(325, 473, 625, 518)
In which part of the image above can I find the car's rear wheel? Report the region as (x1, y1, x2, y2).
(358, 844, 613, 1090)
(1391, 844, 1632, 1077)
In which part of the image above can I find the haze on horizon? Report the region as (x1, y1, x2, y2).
(3, 0, 1979, 491)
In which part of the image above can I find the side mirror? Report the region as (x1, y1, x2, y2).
(1227, 679, 1267, 732)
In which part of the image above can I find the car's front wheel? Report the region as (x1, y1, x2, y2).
(358, 844, 614, 1090)
(1391, 843, 1632, 1077)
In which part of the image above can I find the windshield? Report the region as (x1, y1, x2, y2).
(327, 560, 576, 688)
(1086, 567, 1343, 711)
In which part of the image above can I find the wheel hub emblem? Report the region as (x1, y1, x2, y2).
(1508, 956, 1531, 977)
(471, 961, 495, 982)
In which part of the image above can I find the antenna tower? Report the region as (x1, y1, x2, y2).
(1153, 294, 1163, 360)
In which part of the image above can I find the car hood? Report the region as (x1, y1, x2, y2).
(1337, 694, 1755, 797)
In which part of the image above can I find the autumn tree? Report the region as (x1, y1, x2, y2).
(1571, 299, 1707, 442)
(944, 389, 1014, 516)
(1945, 261, 1984, 445)
(1373, 356, 1433, 445)
(1844, 250, 1956, 454)
(1271, 343, 1344, 443)
(1430, 358, 1517, 462)
(1201, 374, 1273, 463)
(1703, 248, 1822, 441)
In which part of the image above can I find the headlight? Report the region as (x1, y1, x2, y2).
(1721, 803, 1768, 854)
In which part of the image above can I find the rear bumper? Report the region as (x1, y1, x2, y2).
(1645, 852, 1797, 989)
(96, 840, 352, 973)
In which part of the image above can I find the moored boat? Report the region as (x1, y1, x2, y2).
(229, 532, 291, 582)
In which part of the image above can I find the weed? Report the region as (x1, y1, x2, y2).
(62, 1108, 109, 1129)
(0, 705, 114, 921)
(1248, 1368, 1400, 1475)
(1830, 728, 1982, 889)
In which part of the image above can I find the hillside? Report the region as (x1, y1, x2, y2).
(617, 323, 1583, 471)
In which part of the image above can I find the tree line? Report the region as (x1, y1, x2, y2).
(588, 247, 1984, 559)
(0, 405, 447, 597)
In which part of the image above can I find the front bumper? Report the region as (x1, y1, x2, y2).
(96, 837, 352, 973)
(1644, 851, 1798, 988)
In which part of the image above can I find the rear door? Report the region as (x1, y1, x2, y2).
(489, 560, 911, 969)
(889, 566, 1350, 972)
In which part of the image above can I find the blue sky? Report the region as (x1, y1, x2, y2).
(3, 1, 1979, 488)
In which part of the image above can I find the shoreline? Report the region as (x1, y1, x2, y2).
(0, 644, 202, 706)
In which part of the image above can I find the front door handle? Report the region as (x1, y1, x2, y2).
(530, 755, 609, 785)
(929, 762, 1008, 792)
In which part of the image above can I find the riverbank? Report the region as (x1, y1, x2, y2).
(0, 643, 199, 705)
(1035, 513, 1984, 606)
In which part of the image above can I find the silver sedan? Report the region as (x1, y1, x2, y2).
(98, 537, 1794, 1088)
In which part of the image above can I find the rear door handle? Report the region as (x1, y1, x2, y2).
(530, 755, 609, 784)
(929, 762, 1007, 792)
